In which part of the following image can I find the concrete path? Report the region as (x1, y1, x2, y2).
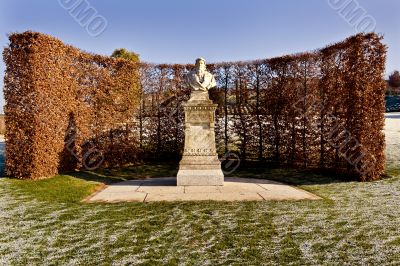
(85, 177, 321, 203)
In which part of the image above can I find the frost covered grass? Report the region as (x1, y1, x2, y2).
(1, 164, 399, 265)
(0, 115, 398, 265)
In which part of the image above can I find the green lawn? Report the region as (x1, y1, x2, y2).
(0, 163, 399, 265)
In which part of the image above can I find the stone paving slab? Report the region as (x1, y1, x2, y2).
(184, 186, 221, 193)
(145, 192, 264, 202)
(88, 191, 147, 202)
(86, 177, 321, 203)
(137, 185, 185, 194)
(219, 182, 267, 193)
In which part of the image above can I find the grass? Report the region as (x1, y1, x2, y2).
(67, 161, 179, 185)
(0, 163, 399, 265)
(8, 175, 101, 203)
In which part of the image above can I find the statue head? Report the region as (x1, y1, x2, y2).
(195, 58, 206, 73)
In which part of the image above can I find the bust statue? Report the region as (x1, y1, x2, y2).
(185, 58, 216, 102)
(178, 58, 224, 186)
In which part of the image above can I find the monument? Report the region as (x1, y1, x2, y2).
(177, 58, 224, 186)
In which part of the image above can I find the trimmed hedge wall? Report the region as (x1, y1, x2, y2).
(3, 32, 140, 179)
(139, 33, 386, 181)
(3, 31, 386, 181)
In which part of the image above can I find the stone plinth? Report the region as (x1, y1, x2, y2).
(177, 98, 224, 186)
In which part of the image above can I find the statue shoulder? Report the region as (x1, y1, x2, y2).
(206, 71, 216, 81)
(204, 71, 215, 79)
(186, 70, 197, 78)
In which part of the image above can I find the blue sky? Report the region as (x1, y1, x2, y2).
(1, 0, 399, 111)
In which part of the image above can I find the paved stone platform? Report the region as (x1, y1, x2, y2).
(85, 177, 321, 203)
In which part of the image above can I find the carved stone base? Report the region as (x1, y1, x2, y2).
(177, 169, 224, 186)
(177, 99, 224, 186)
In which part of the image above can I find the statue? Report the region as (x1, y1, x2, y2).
(177, 57, 224, 186)
(185, 58, 216, 102)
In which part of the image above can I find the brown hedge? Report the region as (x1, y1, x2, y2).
(138, 33, 386, 181)
(3, 31, 140, 179)
(3, 31, 386, 181)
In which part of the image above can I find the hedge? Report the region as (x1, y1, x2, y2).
(3, 31, 140, 179)
(3, 31, 386, 181)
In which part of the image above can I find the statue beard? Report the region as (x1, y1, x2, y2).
(196, 67, 205, 77)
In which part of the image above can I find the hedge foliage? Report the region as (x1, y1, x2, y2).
(3, 31, 140, 179)
(139, 33, 386, 181)
(3, 31, 386, 181)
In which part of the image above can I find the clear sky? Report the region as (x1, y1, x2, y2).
(1, 0, 399, 111)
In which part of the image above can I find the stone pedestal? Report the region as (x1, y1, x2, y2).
(177, 95, 224, 186)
